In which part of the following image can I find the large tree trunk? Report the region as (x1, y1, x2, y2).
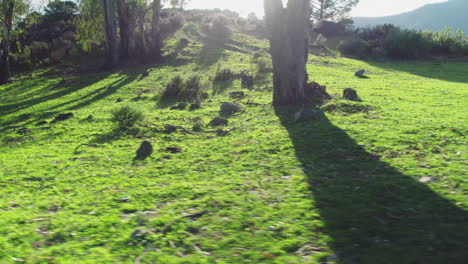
(117, 0, 130, 60)
(264, 0, 310, 105)
(0, 0, 15, 85)
(102, 0, 119, 67)
(150, 0, 162, 61)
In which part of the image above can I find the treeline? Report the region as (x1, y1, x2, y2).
(315, 21, 468, 59)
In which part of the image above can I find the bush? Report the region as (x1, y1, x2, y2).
(384, 28, 431, 59)
(162, 74, 204, 101)
(180, 74, 203, 100)
(338, 39, 370, 58)
(214, 67, 234, 82)
(427, 28, 467, 55)
(162, 75, 184, 100)
(111, 105, 144, 130)
(206, 15, 232, 40)
(254, 56, 273, 73)
(314, 20, 348, 37)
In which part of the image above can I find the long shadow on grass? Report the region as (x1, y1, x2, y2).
(366, 60, 468, 84)
(275, 107, 468, 264)
(0, 70, 140, 132)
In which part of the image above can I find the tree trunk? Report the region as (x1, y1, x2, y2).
(117, 0, 130, 60)
(150, 0, 162, 61)
(264, 0, 310, 105)
(0, 0, 15, 85)
(102, 0, 119, 67)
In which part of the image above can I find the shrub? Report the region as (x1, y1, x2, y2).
(162, 75, 184, 100)
(111, 105, 144, 129)
(206, 15, 232, 40)
(338, 39, 370, 58)
(254, 56, 273, 73)
(180, 74, 203, 100)
(162, 74, 204, 101)
(384, 28, 430, 59)
(169, 12, 185, 29)
(214, 67, 234, 82)
(428, 28, 467, 55)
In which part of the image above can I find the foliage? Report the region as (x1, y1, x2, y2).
(425, 27, 468, 55)
(44, 0, 79, 22)
(383, 28, 431, 59)
(214, 66, 234, 82)
(310, 0, 359, 22)
(349, 25, 468, 59)
(338, 38, 370, 58)
(253, 56, 273, 73)
(75, 0, 104, 53)
(162, 74, 204, 101)
(162, 75, 184, 99)
(111, 104, 145, 129)
(205, 14, 232, 40)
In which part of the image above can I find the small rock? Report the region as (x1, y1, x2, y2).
(53, 113, 74, 122)
(343, 88, 360, 101)
(116, 98, 124, 103)
(118, 196, 131, 202)
(36, 121, 48, 126)
(130, 229, 148, 240)
(19, 114, 32, 121)
(170, 102, 187, 110)
(135, 141, 153, 160)
(201, 93, 209, 100)
(419, 176, 438, 183)
(240, 71, 254, 88)
(17, 128, 32, 135)
(229, 91, 245, 99)
(221, 102, 242, 114)
(165, 124, 178, 134)
(189, 102, 201, 111)
(165, 147, 182, 154)
(210, 117, 228, 126)
(355, 69, 366, 78)
(85, 115, 93, 121)
(48, 205, 62, 212)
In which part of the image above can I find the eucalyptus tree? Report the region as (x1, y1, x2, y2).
(310, 0, 359, 22)
(264, 0, 310, 105)
(0, 0, 29, 84)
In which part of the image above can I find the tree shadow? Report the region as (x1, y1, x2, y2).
(275, 106, 468, 264)
(0, 69, 141, 132)
(365, 59, 468, 84)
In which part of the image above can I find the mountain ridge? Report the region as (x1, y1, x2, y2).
(353, 0, 468, 33)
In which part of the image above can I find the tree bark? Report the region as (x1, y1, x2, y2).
(150, 0, 162, 61)
(0, 0, 15, 85)
(102, 0, 119, 67)
(117, 0, 130, 60)
(264, 0, 310, 105)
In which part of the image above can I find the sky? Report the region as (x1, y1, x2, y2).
(31, 0, 449, 18)
(185, 0, 449, 17)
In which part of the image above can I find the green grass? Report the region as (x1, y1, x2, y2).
(0, 28, 467, 263)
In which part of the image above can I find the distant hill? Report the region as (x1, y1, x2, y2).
(353, 0, 468, 33)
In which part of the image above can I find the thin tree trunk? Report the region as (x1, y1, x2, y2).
(0, 0, 15, 85)
(264, 0, 310, 105)
(102, 0, 119, 67)
(150, 0, 162, 61)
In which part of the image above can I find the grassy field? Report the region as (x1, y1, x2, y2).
(0, 28, 467, 263)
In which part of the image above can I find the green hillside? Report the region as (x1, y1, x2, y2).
(354, 0, 468, 33)
(1, 23, 467, 264)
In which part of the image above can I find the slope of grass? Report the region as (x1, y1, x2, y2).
(0, 29, 467, 263)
